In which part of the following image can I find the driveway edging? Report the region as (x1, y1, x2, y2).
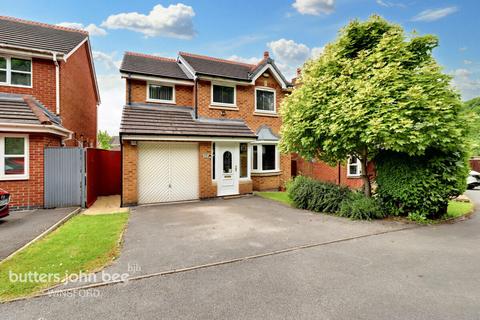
(0, 207, 81, 263)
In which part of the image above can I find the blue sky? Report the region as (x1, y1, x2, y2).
(4, 0, 479, 134)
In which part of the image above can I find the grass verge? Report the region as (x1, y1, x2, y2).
(255, 191, 292, 206)
(0, 212, 129, 301)
(445, 200, 474, 219)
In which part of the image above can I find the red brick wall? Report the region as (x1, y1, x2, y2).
(0, 133, 61, 209)
(294, 156, 375, 189)
(128, 79, 194, 107)
(0, 58, 56, 113)
(122, 142, 138, 206)
(60, 43, 98, 147)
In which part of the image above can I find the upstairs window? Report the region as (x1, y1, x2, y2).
(255, 88, 276, 113)
(0, 58, 6, 83)
(212, 84, 235, 106)
(0, 56, 32, 87)
(148, 83, 175, 103)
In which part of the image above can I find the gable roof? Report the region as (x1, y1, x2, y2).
(121, 51, 292, 88)
(179, 52, 255, 81)
(0, 16, 88, 55)
(0, 93, 70, 137)
(121, 103, 256, 138)
(120, 52, 192, 80)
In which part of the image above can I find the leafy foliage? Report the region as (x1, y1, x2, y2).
(463, 97, 480, 155)
(287, 176, 351, 213)
(280, 15, 469, 196)
(375, 150, 469, 219)
(338, 192, 385, 220)
(97, 130, 112, 150)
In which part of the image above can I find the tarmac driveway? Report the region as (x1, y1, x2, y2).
(97, 196, 414, 277)
(0, 207, 77, 260)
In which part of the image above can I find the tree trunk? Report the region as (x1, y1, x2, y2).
(360, 148, 371, 198)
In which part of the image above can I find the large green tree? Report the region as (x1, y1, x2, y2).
(281, 15, 469, 196)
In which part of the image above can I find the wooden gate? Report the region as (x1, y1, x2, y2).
(86, 148, 121, 207)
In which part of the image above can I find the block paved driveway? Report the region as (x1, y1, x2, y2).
(0, 207, 77, 261)
(3, 194, 480, 319)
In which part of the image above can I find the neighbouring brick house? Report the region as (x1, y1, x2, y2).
(119, 51, 293, 206)
(0, 16, 100, 209)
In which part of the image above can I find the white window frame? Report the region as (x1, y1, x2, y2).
(251, 142, 280, 173)
(0, 134, 29, 181)
(239, 142, 250, 180)
(211, 82, 236, 108)
(146, 82, 176, 104)
(347, 156, 362, 177)
(0, 55, 33, 88)
(255, 87, 276, 114)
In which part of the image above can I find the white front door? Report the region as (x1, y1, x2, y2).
(216, 142, 239, 196)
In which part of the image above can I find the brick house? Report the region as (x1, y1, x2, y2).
(0, 16, 100, 209)
(119, 51, 293, 206)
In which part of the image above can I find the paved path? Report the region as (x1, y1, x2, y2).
(0, 207, 77, 260)
(2, 194, 479, 319)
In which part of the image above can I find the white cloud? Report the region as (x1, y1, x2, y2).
(464, 60, 473, 65)
(93, 51, 121, 71)
(267, 39, 324, 80)
(376, 0, 406, 8)
(451, 68, 480, 100)
(459, 47, 468, 52)
(292, 0, 335, 15)
(101, 3, 195, 39)
(227, 55, 260, 65)
(56, 22, 107, 36)
(97, 74, 125, 135)
(412, 7, 458, 22)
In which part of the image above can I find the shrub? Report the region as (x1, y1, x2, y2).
(287, 176, 351, 213)
(339, 192, 385, 220)
(375, 149, 469, 219)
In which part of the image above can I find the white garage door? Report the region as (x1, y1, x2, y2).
(138, 142, 199, 204)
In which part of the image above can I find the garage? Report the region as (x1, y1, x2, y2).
(137, 142, 199, 204)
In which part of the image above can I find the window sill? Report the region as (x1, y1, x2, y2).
(253, 112, 278, 117)
(347, 175, 361, 179)
(0, 83, 33, 89)
(251, 171, 281, 177)
(209, 105, 239, 111)
(146, 99, 176, 104)
(0, 176, 29, 181)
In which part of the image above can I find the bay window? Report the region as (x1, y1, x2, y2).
(147, 83, 175, 103)
(0, 135, 29, 180)
(252, 143, 279, 173)
(0, 56, 32, 87)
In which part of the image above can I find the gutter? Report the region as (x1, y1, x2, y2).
(0, 122, 72, 138)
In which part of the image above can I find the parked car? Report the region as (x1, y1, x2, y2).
(0, 188, 10, 218)
(467, 170, 480, 190)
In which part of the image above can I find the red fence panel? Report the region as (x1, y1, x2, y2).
(470, 159, 480, 172)
(86, 149, 121, 207)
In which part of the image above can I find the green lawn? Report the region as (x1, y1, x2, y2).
(255, 191, 292, 206)
(445, 201, 474, 219)
(0, 212, 129, 301)
(256, 191, 473, 220)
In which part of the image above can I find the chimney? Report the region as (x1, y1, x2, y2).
(263, 51, 270, 59)
(296, 68, 301, 76)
